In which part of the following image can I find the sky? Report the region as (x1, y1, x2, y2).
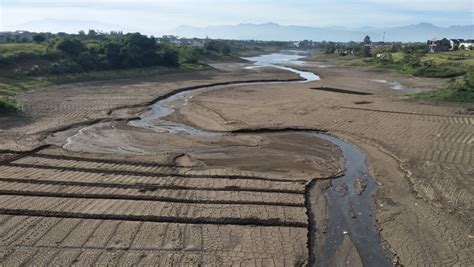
(0, 0, 473, 35)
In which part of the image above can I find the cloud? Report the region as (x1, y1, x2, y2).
(0, 0, 472, 34)
(364, 0, 473, 11)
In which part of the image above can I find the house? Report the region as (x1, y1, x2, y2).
(459, 40, 474, 50)
(427, 38, 450, 52)
(158, 35, 180, 45)
(449, 39, 464, 50)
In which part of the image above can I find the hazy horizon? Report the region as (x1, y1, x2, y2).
(1, 0, 473, 36)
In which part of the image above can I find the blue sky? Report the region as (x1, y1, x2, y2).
(1, 0, 472, 34)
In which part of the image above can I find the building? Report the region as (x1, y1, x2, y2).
(427, 38, 451, 52)
(449, 39, 463, 50)
(459, 40, 474, 50)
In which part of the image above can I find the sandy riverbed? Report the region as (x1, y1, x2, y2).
(0, 54, 472, 265)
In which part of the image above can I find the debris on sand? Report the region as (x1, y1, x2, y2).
(354, 177, 367, 195)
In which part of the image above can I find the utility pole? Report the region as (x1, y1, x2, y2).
(382, 32, 386, 50)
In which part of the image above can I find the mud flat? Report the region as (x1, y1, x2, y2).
(179, 55, 473, 265)
(0, 55, 338, 265)
(0, 51, 472, 265)
(44, 52, 392, 265)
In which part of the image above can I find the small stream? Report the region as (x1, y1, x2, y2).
(314, 133, 391, 266)
(63, 51, 391, 265)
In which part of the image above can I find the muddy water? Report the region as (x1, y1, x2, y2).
(243, 51, 320, 81)
(60, 51, 391, 265)
(313, 133, 391, 266)
(371, 79, 420, 91)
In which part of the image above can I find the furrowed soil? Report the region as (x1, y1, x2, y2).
(0, 58, 472, 266)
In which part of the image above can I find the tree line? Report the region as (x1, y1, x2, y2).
(0, 31, 296, 77)
(0, 31, 234, 76)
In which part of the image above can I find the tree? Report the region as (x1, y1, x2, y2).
(364, 35, 371, 45)
(77, 51, 100, 71)
(222, 44, 231, 55)
(204, 40, 230, 55)
(322, 41, 337, 54)
(56, 38, 84, 57)
(88, 29, 97, 37)
(104, 42, 123, 67)
(32, 34, 46, 43)
(362, 36, 372, 57)
(122, 33, 159, 66)
(162, 49, 179, 66)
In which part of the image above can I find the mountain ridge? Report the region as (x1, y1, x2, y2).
(175, 22, 474, 42)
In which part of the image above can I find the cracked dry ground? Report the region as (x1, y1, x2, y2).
(0, 68, 345, 265)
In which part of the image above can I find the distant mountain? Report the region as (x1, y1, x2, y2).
(175, 22, 474, 42)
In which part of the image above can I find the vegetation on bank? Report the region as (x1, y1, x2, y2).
(0, 32, 194, 76)
(0, 31, 294, 114)
(413, 68, 474, 102)
(0, 32, 294, 76)
(314, 42, 474, 103)
(0, 97, 17, 113)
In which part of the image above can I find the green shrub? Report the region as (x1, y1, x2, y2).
(77, 51, 102, 71)
(413, 62, 466, 78)
(56, 38, 84, 56)
(448, 68, 474, 92)
(0, 51, 42, 64)
(0, 97, 17, 113)
(50, 59, 83, 74)
(413, 68, 474, 102)
(0, 43, 46, 54)
(162, 49, 179, 67)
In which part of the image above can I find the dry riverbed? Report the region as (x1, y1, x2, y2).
(0, 54, 472, 266)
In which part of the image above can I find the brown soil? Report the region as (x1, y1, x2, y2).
(173, 63, 473, 265)
(0, 65, 341, 265)
(0, 59, 472, 265)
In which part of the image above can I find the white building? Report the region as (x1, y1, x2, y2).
(459, 40, 474, 50)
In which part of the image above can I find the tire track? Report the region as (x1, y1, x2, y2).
(0, 209, 308, 228)
(0, 145, 51, 166)
(31, 153, 176, 168)
(0, 177, 304, 194)
(341, 106, 474, 121)
(5, 163, 306, 183)
(0, 190, 304, 207)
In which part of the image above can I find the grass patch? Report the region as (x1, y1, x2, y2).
(313, 49, 474, 103)
(412, 89, 474, 103)
(0, 77, 52, 96)
(412, 69, 474, 103)
(0, 43, 47, 54)
(313, 50, 474, 78)
(423, 50, 474, 66)
(412, 63, 466, 78)
(0, 97, 18, 113)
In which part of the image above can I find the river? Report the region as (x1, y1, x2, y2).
(59, 50, 392, 266)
